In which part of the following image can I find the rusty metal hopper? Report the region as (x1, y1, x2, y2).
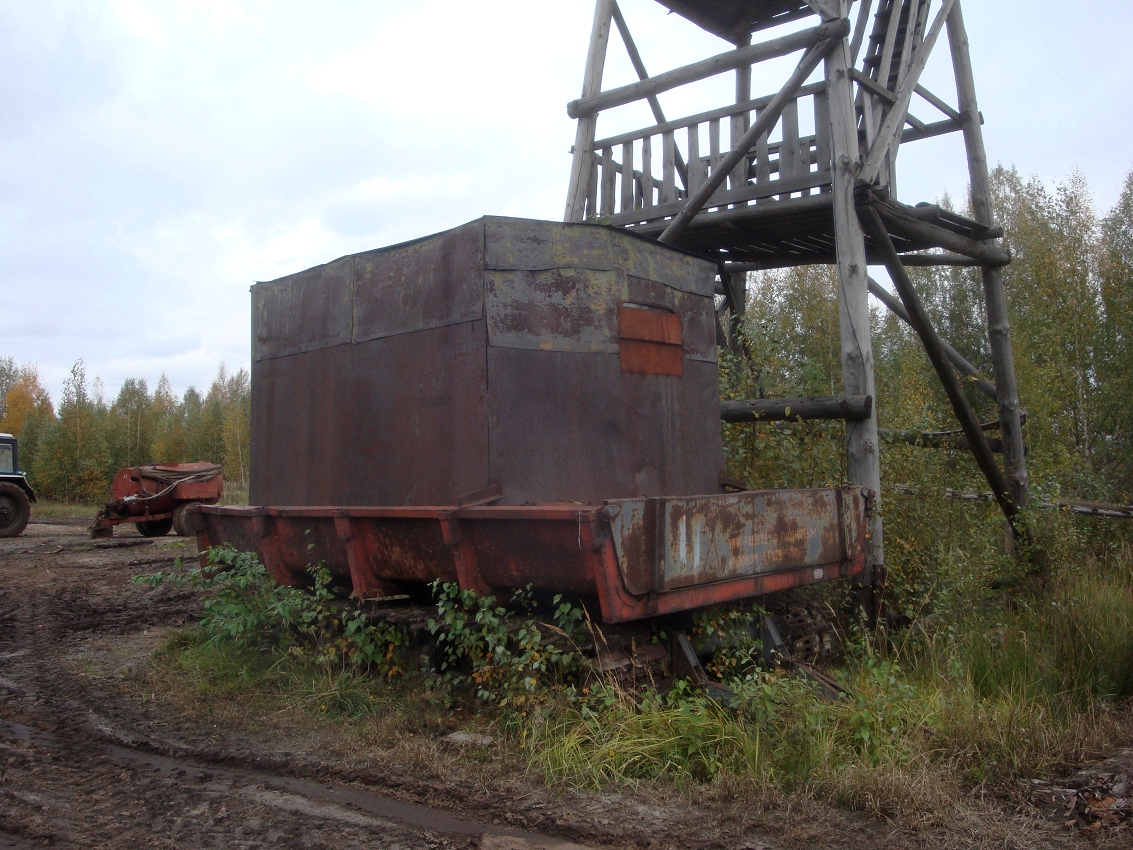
(194, 217, 872, 621)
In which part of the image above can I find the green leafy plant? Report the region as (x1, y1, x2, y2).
(427, 581, 585, 709)
(137, 545, 406, 675)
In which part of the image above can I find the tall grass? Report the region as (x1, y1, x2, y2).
(525, 550, 1133, 794)
(31, 500, 100, 519)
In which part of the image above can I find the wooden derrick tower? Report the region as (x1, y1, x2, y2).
(564, 0, 1029, 598)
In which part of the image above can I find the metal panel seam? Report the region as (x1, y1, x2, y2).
(349, 254, 357, 346)
(481, 220, 494, 497)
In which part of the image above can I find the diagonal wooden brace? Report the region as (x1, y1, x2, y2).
(856, 186, 1021, 531)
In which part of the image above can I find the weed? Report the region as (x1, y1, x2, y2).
(427, 581, 585, 710)
(137, 546, 406, 675)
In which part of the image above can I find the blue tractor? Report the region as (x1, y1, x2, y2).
(0, 433, 35, 537)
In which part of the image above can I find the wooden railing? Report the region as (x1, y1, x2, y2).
(582, 82, 833, 227)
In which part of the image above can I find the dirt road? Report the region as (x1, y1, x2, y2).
(0, 518, 1125, 849)
(0, 520, 613, 849)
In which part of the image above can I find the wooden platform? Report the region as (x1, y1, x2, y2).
(625, 192, 1002, 269)
(654, 1, 815, 42)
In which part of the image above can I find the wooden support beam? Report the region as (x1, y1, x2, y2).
(1050, 500, 1133, 520)
(909, 203, 1002, 238)
(852, 68, 897, 104)
(948, 1, 1029, 513)
(867, 276, 997, 398)
(721, 394, 872, 423)
(732, 32, 753, 206)
(900, 116, 965, 144)
(897, 251, 982, 266)
(873, 200, 1010, 265)
(658, 38, 839, 245)
(827, 5, 884, 602)
(860, 0, 958, 185)
(849, 0, 873, 66)
(592, 83, 826, 149)
(567, 19, 849, 119)
(610, 2, 688, 190)
(914, 83, 961, 121)
(857, 192, 1020, 529)
(565, 0, 615, 222)
(945, 493, 1132, 520)
(721, 270, 747, 353)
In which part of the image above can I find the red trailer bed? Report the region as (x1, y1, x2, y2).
(191, 486, 871, 623)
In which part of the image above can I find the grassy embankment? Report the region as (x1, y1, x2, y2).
(131, 530, 1133, 834)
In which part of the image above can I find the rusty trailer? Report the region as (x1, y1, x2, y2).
(194, 217, 873, 623)
(93, 462, 223, 538)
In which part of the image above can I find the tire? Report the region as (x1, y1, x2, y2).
(137, 517, 174, 537)
(0, 485, 31, 539)
(171, 502, 197, 537)
(0, 483, 31, 538)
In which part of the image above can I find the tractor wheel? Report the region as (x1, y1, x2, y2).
(137, 517, 174, 537)
(172, 502, 197, 537)
(0, 483, 31, 538)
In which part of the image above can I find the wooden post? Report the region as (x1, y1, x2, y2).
(825, 2, 884, 602)
(722, 271, 747, 352)
(721, 394, 872, 423)
(727, 36, 752, 350)
(947, 2, 1028, 516)
(731, 32, 752, 205)
(848, 0, 873, 66)
(565, 0, 615, 222)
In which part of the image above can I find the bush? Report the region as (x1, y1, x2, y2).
(137, 546, 406, 675)
(427, 581, 586, 709)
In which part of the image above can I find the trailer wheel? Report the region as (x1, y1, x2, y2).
(137, 517, 173, 537)
(0, 483, 31, 538)
(172, 503, 196, 537)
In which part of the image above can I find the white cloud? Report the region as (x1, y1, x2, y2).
(1, 0, 1131, 402)
(112, 0, 167, 44)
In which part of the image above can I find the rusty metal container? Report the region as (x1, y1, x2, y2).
(249, 217, 723, 507)
(194, 217, 873, 621)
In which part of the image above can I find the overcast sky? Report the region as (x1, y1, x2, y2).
(2, 0, 1130, 402)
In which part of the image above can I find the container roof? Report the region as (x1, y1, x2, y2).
(653, 1, 815, 42)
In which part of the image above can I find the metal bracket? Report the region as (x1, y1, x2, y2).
(439, 514, 491, 597)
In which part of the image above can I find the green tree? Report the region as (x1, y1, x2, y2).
(222, 368, 251, 487)
(38, 360, 112, 503)
(107, 377, 153, 470)
(994, 167, 1104, 497)
(1097, 172, 1133, 500)
(0, 363, 55, 485)
(0, 357, 16, 423)
(150, 373, 185, 462)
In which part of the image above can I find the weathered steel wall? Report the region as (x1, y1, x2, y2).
(250, 217, 721, 507)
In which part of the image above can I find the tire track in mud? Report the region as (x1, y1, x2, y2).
(0, 718, 592, 849)
(0, 529, 601, 849)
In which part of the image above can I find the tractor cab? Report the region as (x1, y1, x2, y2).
(0, 433, 36, 537)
